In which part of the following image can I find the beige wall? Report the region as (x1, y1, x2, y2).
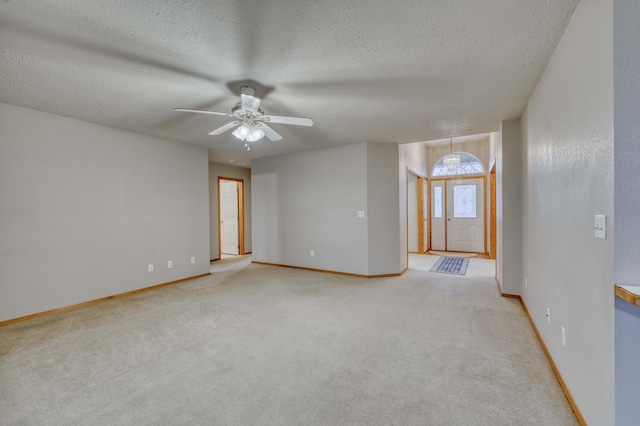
(400, 142, 428, 176)
(0, 103, 211, 322)
(209, 163, 252, 260)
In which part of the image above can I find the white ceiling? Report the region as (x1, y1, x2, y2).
(0, 0, 579, 166)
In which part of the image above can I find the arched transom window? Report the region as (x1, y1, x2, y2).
(432, 152, 485, 177)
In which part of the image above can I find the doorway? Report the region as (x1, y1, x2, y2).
(218, 177, 244, 256)
(407, 170, 428, 254)
(430, 176, 486, 254)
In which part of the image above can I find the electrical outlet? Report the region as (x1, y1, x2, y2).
(561, 326, 566, 347)
(546, 308, 551, 325)
(148, 264, 154, 272)
(310, 250, 315, 257)
(167, 260, 173, 269)
(358, 210, 365, 218)
(191, 256, 196, 264)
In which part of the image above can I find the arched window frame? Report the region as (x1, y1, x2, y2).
(432, 152, 485, 177)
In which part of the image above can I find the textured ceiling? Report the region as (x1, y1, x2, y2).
(0, 0, 579, 166)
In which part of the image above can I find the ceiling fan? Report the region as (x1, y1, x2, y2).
(174, 86, 313, 150)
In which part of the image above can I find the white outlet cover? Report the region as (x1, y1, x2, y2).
(358, 210, 365, 218)
(561, 326, 566, 347)
(148, 264, 154, 272)
(191, 256, 196, 264)
(546, 308, 550, 325)
(167, 260, 173, 268)
(310, 250, 315, 257)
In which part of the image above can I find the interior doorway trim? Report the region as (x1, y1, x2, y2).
(429, 174, 488, 255)
(489, 163, 497, 260)
(406, 167, 428, 257)
(217, 177, 245, 256)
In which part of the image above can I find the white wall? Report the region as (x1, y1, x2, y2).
(366, 143, 402, 275)
(252, 143, 369, 275)
(521, 0, 614, 423)
(613, 0, 640, 422)
(399, 143, 427, 270)
(251, 142, 401, 276)
(209, 163, 252, 260)
(492, 125, 504, 287)
(0, 103, 210, 322)
(498, 118, 522, 295)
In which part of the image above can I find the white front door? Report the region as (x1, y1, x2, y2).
(220, 180, 239, 255)
(430, 181, 446, 251)
(446, 178, 484, 253)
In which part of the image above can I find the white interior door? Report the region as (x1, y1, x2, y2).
(446, 178, 484, 253)
(431, 181, 445, 251)
(220, 180, 239, 255)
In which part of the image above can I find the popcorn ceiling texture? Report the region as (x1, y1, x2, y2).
(0, 0, 579, 163)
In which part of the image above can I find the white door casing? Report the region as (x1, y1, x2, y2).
(446, 178, 484, 253)
(220, 180, 239, 255)
(422, 178, 429, 252)
(431, 181, 445, 251)
(407, 174, 418, 252)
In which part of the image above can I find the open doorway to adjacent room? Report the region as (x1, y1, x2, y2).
(407, 169, 429, 255)
(218, 177, 244, 256)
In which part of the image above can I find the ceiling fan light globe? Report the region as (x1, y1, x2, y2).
(232, 128, 246, 141)
(250, 128, 265, 141)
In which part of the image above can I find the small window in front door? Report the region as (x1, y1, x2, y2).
(453, 184, 477, 218)
(434, 186, 443, 218)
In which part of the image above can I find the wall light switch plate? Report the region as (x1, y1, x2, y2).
(358, 210, 365, 218)
(595, 215, 606, 239)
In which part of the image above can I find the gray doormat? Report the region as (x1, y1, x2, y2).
(429, 256, 469, 275)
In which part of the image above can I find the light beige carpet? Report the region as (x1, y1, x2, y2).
(0, 256, 577, 425)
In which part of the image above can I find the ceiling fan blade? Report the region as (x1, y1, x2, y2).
(240, 94, 261, 113)
(261, 115, 313, 126)
(260, 124, 283, 141)
(174, 108, 230, 117)
(208, 121, 240, 135)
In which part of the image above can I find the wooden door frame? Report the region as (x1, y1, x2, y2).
(429, 174, 487, 254)
(489, 163, 497, 260)
(406, 167, 428, 255)
(218, 177, 244, 256)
